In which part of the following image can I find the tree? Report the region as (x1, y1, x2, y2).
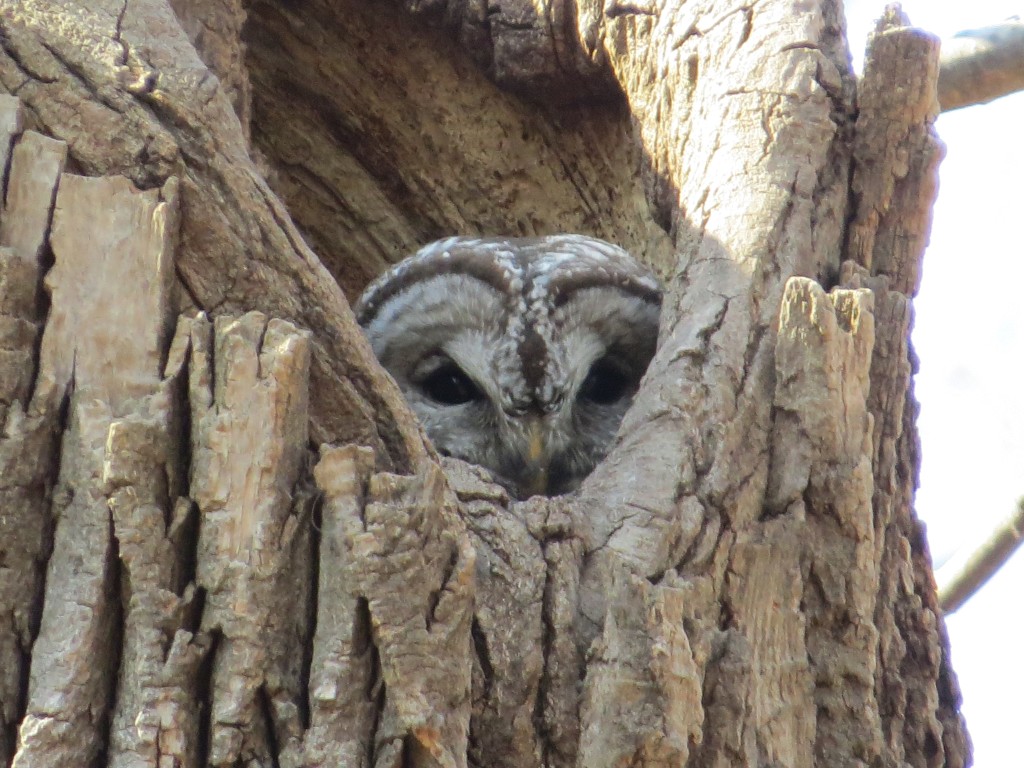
(0, 1, 970, 767)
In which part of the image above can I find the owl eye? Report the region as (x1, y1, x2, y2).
(578, 359, 632, 405)
(418, 362, 483, 405)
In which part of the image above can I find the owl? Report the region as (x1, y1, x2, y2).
(355, 235, 662, 499)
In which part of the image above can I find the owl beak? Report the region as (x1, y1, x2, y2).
(522, 418, 551, 497)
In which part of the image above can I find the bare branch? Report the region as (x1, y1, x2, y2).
(939, 19, 1024, 111)
(937, 498, 1024, 613)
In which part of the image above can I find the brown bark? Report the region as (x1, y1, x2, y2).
(0, 1, 969, 767)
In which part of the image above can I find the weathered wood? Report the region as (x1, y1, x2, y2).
(768, 280, 876, 766)
(0, 101, 66, 766)
(0, 0, 427, 468)
(0, 0, 970, 766)
(846, 11, 966, 768)
(13, 172, 178, 765)
(449, 467, 550, 767)
(288, 445, 377, 767)
(579, 566, 703, 768)
(167, 0, 252, 140)
(0, 94, 23, 189)
(0, 130, 64, 272)
(0, 126, 66, 417)
(243, 0, 674, 300)
(849, 11, 943, 293)
(187, 311, 312, 766)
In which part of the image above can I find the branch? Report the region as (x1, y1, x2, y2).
(936, 498, 1024, 613)
(939, 19, 1024, 111)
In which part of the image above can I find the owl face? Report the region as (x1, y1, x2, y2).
(356, 235, 662, 499)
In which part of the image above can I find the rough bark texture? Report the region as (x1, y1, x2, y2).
(0, 1, 969, 767)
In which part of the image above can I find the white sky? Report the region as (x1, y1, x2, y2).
(843, 2, 1024, 766)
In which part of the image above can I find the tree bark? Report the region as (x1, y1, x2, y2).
(0, 1, 969, 767)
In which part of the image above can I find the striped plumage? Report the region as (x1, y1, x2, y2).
(356, 235, 662, 498)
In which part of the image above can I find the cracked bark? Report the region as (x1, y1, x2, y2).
(0, 1, 969, 767)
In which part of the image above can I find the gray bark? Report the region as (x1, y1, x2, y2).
(0, 1, 969, 767)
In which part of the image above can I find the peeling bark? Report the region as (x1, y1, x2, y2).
(0, 100, 63, 767)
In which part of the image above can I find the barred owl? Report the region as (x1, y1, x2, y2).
(355, 235, 662, 498)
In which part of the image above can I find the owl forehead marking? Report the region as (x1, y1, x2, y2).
(356, 235, 661, 410)
(355, 238, 525, 325)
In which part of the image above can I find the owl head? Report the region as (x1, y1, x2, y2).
(355, 235, 662, 499)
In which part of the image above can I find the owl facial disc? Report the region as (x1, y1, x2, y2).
(356, 235, 662, 498)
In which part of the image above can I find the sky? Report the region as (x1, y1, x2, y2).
(843, 2, 1024, 765)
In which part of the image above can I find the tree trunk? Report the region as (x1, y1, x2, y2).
(0, 1, 969, 767)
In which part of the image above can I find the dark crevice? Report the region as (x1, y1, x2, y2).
(534, 529, 576, 546)
(257, 685, 282, 768)
(181, 585, 206, 639)
(254, 314, 271, 378)
(426, 543, 459, 630)
(0, 121, 23, 214)
(26, 371, 74, 646)
(531, 545, 556, 764)
(648, 172, 674, 236)
(737, 7, 753, 47)
(816, 73, 858, 290)
(717, 597, 735, 632)
(98, 507, 126, 768)
(112, 0, 129, 65)
(470, 617, 494, 698)
(674, 22, 701, 49)
(7, 641, 27, 755)
(170, 499, 200, 601)
(167, 322, 199, 589)
(360, 595, 385, 765)
(0, 37, 59, 85)
(37, 38, 127, 115)
(759, 406, 787, 521)
(299, 487, 323, 730)
(646, 568, 666, 585)
(686, 54, 699, 87)
(837, 154, 863, 279)
(366, 672, 386, 767)
(25, 207, 59, 405)
(354, 596, 373, 660)
(604, 4, 656, 20)
(202, 315, 218, 415)
(172, 267, 207, 315)
(467, 727, 485, 768)
(194, 627, 221, 768)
